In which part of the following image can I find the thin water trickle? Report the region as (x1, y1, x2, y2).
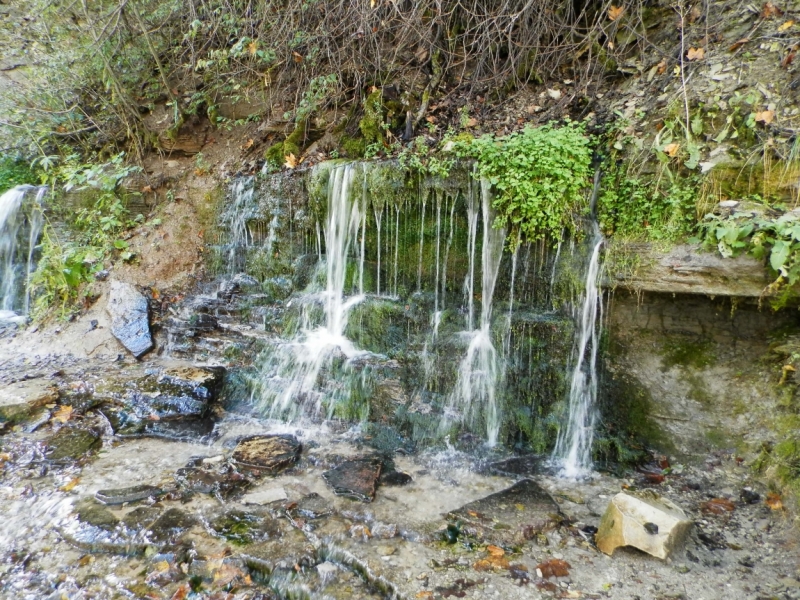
(0, 185, 46, 317)
(553, 173, 605, 478)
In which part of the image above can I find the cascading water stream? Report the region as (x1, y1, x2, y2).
(553, 173, 604, 478)
(253, 164, 367, 419)
(0, 185, 46, 320)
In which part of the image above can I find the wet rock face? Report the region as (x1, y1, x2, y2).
(447, 479, 561, 545)
(322, 457, 382, 502)
(95, 485, 166, 505)
(0, 378, 58, 424)
(595, 491, 692, 560)
(44, 426, 101, 461)
(231, 434, 302, 475)
(107, 281, 153, 358)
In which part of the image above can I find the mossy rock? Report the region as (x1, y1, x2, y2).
(359, 90, 385, 146)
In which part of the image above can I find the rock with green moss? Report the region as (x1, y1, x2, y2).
(359, 90, 385, 146)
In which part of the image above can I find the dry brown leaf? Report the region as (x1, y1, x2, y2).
(141, 185, 153, 194)
(487, 545, 505, 557)
(656, 59, 667, 74)
(608, 5, 624, 21)
(60, 477, 80, 492)
(701, 498, 736, 514)
(466, 117, 479, 128)
(755, 110, 775, 124)
(729, 38, 750, 51)
(284, 153, 299, 169)
(52, 405, 74, 424)
(243, 138, 254, 149)
(783, 51, 796, 68)
(416, 593, 434, 599)
(761, 2, 783, 18)
(537, 558, 571, 578)
(247, 40, 258, 55)
(292, 51, 304, 63)
(778, 20, 795, 31)
(687, 47, 705, 61)
(766, 492, 783, 510)
(170, 583, 190, 600)
(664, 143, 680, 157)
(474, 556, 510, 571)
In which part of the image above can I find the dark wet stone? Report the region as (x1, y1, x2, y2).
(121, 507, 161, 530)
(486, 455, 542, 477)
(75, 499, 120, 532)
(95, 484, 166, 505)
(322, 456, 382, 502)
(107, 280, 153, 358)
(379, 469, 412, 486)
(231, 434, 302, 475)
(44, 426, 101, 461)
(740, 488, 760, 504)
(644, 522, 659, 535)
(147, 508, 197, 544)
(174, 465, 250, 498)
(143, 416, 217, 441)
(294, 492, 334, 519)
(447, 479, 561, 545)
(209, 509, 281, 545)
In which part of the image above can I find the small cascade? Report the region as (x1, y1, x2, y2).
(218, 176, 255, 273)
(252, 163, 367, 420)
(447, 179, 506, 446)
(553, 174, 605, 478)
(0, 185, 46, 320)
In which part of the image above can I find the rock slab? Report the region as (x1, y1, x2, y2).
(322, 457, 382, 502)
(0, 378, 58, 423)
(107, 281, 153, 358)
(231, 434, 302, 474)
(596, 491, 692, 559)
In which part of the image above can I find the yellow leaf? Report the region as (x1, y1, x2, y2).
(608, 5, 624, 21)
(52, 405, 74, 424)
(487, 545, 505, 557)
(778, 20, 795, 31)
(154, 560, 170, 572)
(247, 40, 258, 55)
(284, 153, 299, 169)
(243, 138, 254, 149)
(755, 110, 775, 124)
(766, 492, 783, 510)
(664, 143, 680, 157)
(370, 0, 377, 6)
(60, 477, 80, 492)
(687, 47, 705, 61)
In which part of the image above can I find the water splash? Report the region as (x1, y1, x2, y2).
(553, 174, 604, 478)
(0, 185, 46, 318)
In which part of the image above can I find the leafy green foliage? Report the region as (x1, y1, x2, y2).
(454, 123, 592, 243)
(398, 137, 454, 178)
(0, 157, 38, 190)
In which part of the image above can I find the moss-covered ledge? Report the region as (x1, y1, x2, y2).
(606, 242, 771, 298)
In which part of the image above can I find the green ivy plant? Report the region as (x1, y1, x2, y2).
(454, 122, 592, 244)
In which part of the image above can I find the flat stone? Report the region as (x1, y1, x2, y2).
(44, 426, 101, 461)
(595, 491, 692, 560)
(107, 281, 153, 358)
(322, 457, 382, 502)
(447, 479, 562, 546)
(95, 484, 166, 505)
(0, 378, 58, 423)
(293, 492, 334, 519)
(241, 486, 289, 505)
(231, 434, 302, 475)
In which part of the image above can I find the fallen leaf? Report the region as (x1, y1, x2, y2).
(608, 5, 624, 21)
(664, 143, 681, 157)
(755, 110, 775, 124)
(170, 584, 190, 600)
(702, 498, 736, 514)
(761, 2, 783, 18)
(656, 59, 667, 74)
(247, 40, 258, 55)
(416, 593, 434, 600)
(487, 545, 505, 557)
(782, 52, 795, 67)
(537, 558, 571, 578)
(60, 477, 80, 492)
(466, 117, 478, 128)
(766, 492, 783, 510)
(292, 51, 303, 63)
(474, 556, 509, 571)
(284, 153, 299, 169)
(243, 138, 254, 149)
(52, 405, 74, 424)
(141, 185, 153, 193)
(729, 38, 750, 51)
(154, 560, 170, 572)
(778, 20, 795, 31)
(687, 47, 705, 61)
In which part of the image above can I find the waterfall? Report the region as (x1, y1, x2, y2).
(0, 185, 46, 320)
(253, 163, 367, 419)
(447, 179, 506, 446)
(220, 176, 255, 273)
(553, 173, 604, 478)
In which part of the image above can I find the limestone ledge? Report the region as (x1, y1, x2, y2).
(606, 242, 771, 298)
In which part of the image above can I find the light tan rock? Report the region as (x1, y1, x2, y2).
(596, 491, 692, 559)
(0, 379, 58, 423)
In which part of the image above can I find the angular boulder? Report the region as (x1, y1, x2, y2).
(107, 281, 153, 358)
(231, 434, 302, 475)
(322, 457, 382, 502)
(595, 491, 692, 559)
(0, 378, 58, 423)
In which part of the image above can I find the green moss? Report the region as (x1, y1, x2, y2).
(682, 371, 714, 406)
(661, 338, 716, 370)
(341, 134, 366, 158)
(264, 143, 285, 169)
(264, 121, 308, 168)
(359, 90, 385, 145)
